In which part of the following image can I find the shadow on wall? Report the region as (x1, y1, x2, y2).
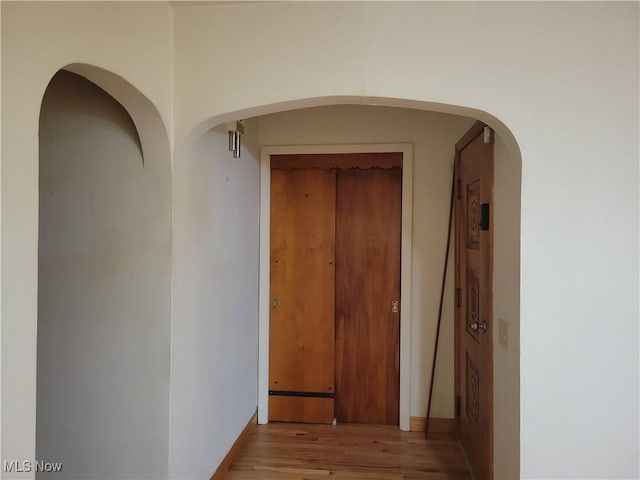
(36, 70, 172, 480)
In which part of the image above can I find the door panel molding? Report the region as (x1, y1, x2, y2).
(258, 143, 413, 430)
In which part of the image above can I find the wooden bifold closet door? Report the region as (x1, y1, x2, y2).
(269, 154, 401, 425)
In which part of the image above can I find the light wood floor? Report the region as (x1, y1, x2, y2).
(225, 423, 472, 480)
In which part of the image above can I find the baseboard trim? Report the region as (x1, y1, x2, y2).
(410, 416, 455, 434)
(210, 410, 258, 480)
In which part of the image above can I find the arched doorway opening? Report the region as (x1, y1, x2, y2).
(37, 67, 172, 480)
(173, 100, 521, 479)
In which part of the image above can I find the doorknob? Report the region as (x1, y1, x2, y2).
(469, 320, 488, 333)
(391, 300, 399, 313)
(272, 298, 278, 309)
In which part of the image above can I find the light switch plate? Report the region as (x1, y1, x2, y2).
(498, 318, 508, 349)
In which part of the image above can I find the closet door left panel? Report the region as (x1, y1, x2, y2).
(269, 168, 336, 423)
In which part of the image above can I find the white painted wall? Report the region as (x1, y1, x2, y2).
(493, 133, 521, 480)
(258, 105, 475, 420)
(1, 3, 173, 474)
(169, 120, 260, 479)
(37, 71, 171, 479)
(173, 3, 638, 478)
(1, 2, 638, 479)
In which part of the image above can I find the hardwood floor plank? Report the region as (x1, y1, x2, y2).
(224, 423, 471, 480)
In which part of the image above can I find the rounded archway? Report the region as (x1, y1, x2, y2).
(172, 98, 522, 479)
(37, 66, 172, 480)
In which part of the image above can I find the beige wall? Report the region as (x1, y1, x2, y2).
(37, 71, 171, 480)
(169, 120, 260, 479)
(1, 2, 638, 479)
(173, 3, 637, 477)
(2, 3, 173, 473)
(492, 131, 521, 480)
(258, 105, 475, 419)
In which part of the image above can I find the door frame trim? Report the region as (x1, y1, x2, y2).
(258, 143, 414, 431)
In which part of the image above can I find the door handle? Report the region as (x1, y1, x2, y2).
(391, 300, 399, 313)
(469, 320, 488, 333)
(272, 298, 278, 309)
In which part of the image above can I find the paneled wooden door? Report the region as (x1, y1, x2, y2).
(269, 168, 336, 423)
(335, 168, 401, 425)
(455, 122, 494, 480)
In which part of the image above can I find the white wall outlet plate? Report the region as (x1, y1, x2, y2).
(498, 318, 509, 349)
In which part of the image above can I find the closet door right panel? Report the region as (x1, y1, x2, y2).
(335, 167, 402, 425)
